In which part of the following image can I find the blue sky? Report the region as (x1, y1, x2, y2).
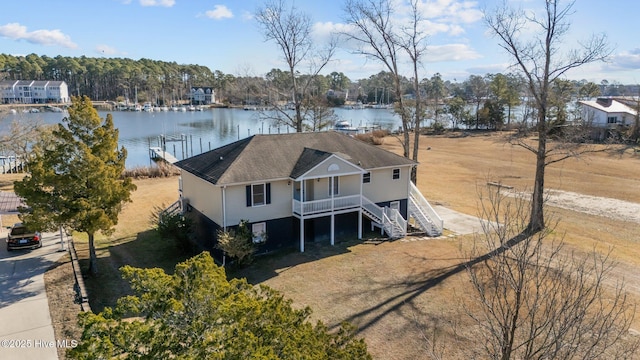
(1, 0, 639, 84)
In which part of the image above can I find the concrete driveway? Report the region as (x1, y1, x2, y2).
(434, 205, 485, 235)
(0, 230, 66, 360)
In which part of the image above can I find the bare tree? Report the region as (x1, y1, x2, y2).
(395, 0, 429, 183)
(342, 0, 412, 171)
(466, 74, 489, 130)
(464, 187, 638, 360)
(303, 95, 337, 132)
(0, 117, 48, 173)
(486, 0, 611, 232)
(255, 0, 335, 132)
(342, 0, 429, 183)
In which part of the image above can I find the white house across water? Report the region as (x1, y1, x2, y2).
(0, 80, 70, 104)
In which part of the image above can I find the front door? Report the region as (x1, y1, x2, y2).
(304, 179, 315, 201)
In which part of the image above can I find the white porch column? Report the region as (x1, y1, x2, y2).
(358, 208, 362, 239)
(300, 180, 305, 252)
(330, 176, 335, 246)
(300, 217, 305, 252)
(222, 186, 227, 230)
(359, 172, 364, 239)
(330, 214, 335, 246)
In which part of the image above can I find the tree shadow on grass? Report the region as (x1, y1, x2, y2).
(230, 236, 367, 284)
(79, 229, 194, 313)
(341, 231, 530, 333)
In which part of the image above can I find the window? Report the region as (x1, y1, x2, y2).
(329, 177, 340, 196)
(607, 116, 618, 124)
(392, 168, 400, 180)
(246, 183, 271, 207)
(252, 222, 266, 243)
(252, 184, 265, 206)
(363, 172, 371, 183)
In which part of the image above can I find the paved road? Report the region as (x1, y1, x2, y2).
(0, 230, 66, 360)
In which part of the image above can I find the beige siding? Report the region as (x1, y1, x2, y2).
(363, 167, 410, 203)
(225, 180, 292, 225)
(303, 156, 362, 179)
(181, 171, 223, 224)
(315, 174, 361, 197)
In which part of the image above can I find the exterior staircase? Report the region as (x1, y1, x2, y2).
(362, 196, 407, 239)
(160, 200, 182, 223)
(360, 183, 443, 239)
(408, 182, 443, 236)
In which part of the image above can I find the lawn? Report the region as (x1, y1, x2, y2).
(27, 131, 640, 359)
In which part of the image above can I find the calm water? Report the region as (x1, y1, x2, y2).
(0, 108, 401, 169)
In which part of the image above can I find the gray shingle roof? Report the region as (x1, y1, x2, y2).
(174, 132, 416, 185)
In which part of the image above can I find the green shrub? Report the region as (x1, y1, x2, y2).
(150, 204, 193, 254)
(216, 220, 262, 265)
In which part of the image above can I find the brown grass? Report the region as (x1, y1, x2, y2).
(122, 162, 181, 179)
(236, 132, 640, 359)
(15, 131, 639, 359)
(354, 129, 390, 145)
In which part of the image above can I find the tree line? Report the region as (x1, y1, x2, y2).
(3, 52, 635, 111)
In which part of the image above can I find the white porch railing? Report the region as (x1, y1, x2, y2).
(362, 196, 406, 239)
(408, 182, 443, 236)
(292, 193, 416, 239)
(292, 194, 361, 216)
(361, 196, 383, 223)
(382, 207, 407, 238)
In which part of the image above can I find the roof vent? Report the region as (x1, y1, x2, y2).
(219, 156, 224, 160)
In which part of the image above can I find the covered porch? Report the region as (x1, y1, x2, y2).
(289, 153, 366, 252)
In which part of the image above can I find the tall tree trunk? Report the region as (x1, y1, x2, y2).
(88, 232, 98, 275)
(394, 77, 410, 159)
(529, 113, 547, 233)
(411, 63, 421, 184)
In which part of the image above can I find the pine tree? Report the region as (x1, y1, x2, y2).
(68, 252, 371, 359)
(14, 96, 136, 275)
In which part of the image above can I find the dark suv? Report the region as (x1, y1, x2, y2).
(6, 223, 42, 251)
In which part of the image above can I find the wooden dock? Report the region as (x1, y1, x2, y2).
(149, 147, 179, 164)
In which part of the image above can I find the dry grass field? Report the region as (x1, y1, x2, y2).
(232, 133, 640, 359)
(10, 132, 638, 359)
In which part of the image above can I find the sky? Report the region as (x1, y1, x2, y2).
(1, 0, 639, 85)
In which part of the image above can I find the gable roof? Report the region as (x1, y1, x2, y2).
(175, 131, 416, 185)
(579, 99, 637, 116)
(290, 148, 333, 179)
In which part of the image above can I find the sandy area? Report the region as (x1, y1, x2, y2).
(543, 189, 640, 224)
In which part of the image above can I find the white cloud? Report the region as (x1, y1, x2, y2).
(242, 11, 254, 21)
(466, 62, 512, 76)
(139, 0, 175, 7)
(425, 43, 482, 62)
(205, 5, 234, 20)
(0, 22, 77, 49)
(416, 0, 483, 26)
(608, 49, 640, 70)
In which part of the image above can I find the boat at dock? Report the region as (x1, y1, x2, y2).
(333, 120, 361, 135)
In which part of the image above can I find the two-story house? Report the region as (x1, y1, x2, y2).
(174, 131, 442, 255)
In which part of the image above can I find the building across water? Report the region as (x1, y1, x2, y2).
(0, 80, 70, 104)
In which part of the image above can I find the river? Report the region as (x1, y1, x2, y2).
(0, 107, 401, 169)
